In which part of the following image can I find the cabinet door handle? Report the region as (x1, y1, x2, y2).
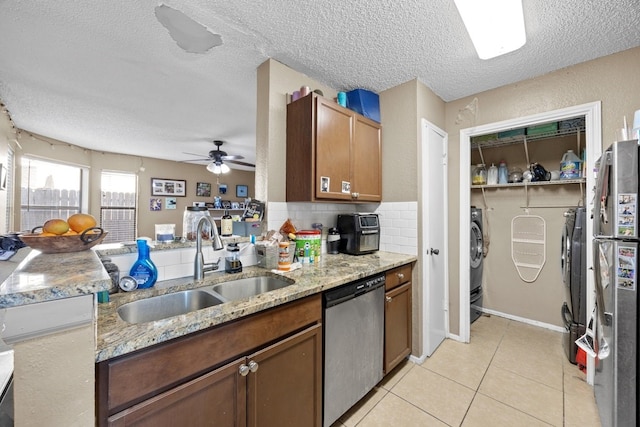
(396, 273, 404, 280)
(239, 364, 250, 377)
(386, 296, 392, 303)
(248, 360, 259, 373)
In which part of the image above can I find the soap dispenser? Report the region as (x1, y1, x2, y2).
(225, 243, 242, 273)
(129, 239, 158, 289)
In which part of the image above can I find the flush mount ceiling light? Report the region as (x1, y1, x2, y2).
(206, 161, 230, 175)
(454, 0, 526, 60)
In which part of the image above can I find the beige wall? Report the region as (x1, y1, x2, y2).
(379, 79, 445, 355)
(256, 59, 337, 206)
(445, 46, 640, 335)
(13, 324, 94, 426)
(13, 133, 254, 238)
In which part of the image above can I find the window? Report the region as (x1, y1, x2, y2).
(20, 157, 85, 232)
(4, 147, 14, 233)
(101, 171, 137, 243)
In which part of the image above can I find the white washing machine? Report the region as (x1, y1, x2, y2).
(470, 207, 484, 322)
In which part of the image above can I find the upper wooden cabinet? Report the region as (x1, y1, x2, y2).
(286, 94, 382, 202)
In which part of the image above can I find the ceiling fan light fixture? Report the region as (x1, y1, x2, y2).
(454, 0, 526, 60)
(207, 162, 222, 174)
(206, 161, 231, 174)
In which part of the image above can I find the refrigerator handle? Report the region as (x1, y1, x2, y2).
(561, 302, 573, 326)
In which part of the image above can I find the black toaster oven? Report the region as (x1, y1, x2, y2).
(337, 213, 380, 255)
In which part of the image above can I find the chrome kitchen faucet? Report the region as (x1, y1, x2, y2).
(194, 215, 224, 280)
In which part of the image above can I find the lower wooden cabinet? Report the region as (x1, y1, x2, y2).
(248, 324, 322, 426)
(97, 295, 322, 427)
(384, 264, 413, 374)
(106, 358, 245, 426)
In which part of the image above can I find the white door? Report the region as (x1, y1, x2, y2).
(421, 119, 448, 356)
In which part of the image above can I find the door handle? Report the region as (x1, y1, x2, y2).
(430, 248, 440, 255)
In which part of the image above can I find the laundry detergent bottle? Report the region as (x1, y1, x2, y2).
(129, 239, 158, 289)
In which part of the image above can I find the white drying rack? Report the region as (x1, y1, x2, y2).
(511, 214, 546, 282)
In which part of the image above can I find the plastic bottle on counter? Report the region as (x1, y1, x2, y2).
(498, 160, 509, 184)
(129, 239, 158, 289)
(487, 163, 498, 185)
(221, 209, 233, 237)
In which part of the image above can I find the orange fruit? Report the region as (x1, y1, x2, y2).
(39, 232, 57, 237)
(67, 213, 97, 233)
(63, 230, 78, 235)
(43, 219, 70, 235)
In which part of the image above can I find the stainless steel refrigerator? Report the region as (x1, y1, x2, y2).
(593, 139, 639, 427)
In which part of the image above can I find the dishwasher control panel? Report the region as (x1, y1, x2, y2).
(323, 274, 385, 308)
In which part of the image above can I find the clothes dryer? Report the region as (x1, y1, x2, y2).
(470, 207, 483, 292)
(560, 207, 587, 364)
(470, 207, 484, 323)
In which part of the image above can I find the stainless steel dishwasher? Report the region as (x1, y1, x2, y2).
(323, 274, 385, 427)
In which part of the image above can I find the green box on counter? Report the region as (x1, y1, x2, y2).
(526, 122, 558, 136)
(232, 221, 262, 237)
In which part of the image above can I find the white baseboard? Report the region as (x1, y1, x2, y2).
(409, 354, 427, 364)
(479, 307, 565, 333)
(447, 332, 463, 342)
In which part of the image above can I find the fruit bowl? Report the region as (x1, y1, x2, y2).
(19, 227, 108, 254)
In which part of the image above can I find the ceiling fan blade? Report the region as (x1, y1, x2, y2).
(181, 157, 211, 163)
(221, 154, 244, 160)
(227, 159, 255, 168)
(183, 151, 208, 158)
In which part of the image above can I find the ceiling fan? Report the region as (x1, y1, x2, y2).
(183, 140, 255, 174)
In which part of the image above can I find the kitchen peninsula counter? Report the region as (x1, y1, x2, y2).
(0, 248, 113, 308)
(96, 251, 416, 362)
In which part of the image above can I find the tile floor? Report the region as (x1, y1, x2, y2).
(332, 314, 602, 427)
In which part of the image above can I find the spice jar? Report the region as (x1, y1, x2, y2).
(183, 206, 211, 241)
(278, 241, 291, 271)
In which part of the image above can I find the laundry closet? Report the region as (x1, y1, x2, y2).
(469, 118, 586, 330)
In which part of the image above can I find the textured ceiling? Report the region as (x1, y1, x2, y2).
(0, 0, 639, 169)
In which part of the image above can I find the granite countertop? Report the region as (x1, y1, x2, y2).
(0, 237, 252, 308)
(0, 248, 113, 308)
(96, 251, 416, 362)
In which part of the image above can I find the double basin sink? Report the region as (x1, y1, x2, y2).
(117, 275, 294, 324)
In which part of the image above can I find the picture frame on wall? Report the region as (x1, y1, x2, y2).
(151, 178, 186, 197)
(165, 197, 177, 210)
(236, 184, 248, 198)
(196, 182, 212, 197)
(150, 198, 162, 211)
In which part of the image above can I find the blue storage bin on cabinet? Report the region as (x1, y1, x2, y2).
(346, 89, 380, 123)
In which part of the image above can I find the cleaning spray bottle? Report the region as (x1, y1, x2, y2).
(129, 239, 158, 289)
